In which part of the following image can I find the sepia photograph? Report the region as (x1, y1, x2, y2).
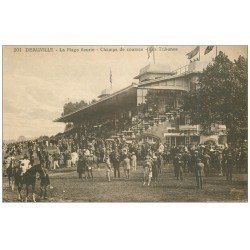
(1, 1, 250, 250)
(2, 45, 248, 202)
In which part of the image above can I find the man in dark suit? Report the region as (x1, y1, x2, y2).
(195, 158, 204, 189)
(225, 150, 235, 181)
(111, 152, 121, 178)
(77, 153, 85, 179)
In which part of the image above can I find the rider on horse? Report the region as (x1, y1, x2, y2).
(4, 153, 15, 174)
(19, 154, 32, 176)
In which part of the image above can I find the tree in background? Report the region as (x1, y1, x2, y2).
(90, 99, 97, 105)
(183, 52, 247, 143)
(61, 99, 98, 116)
(61, 98, 99, 132)
(61, 100, 88, 116)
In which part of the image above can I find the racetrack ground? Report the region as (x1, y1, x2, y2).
(2, 163, 248, 202)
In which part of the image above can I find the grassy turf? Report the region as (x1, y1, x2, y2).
(2, 163, 247, 202)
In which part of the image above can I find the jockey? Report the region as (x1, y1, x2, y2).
(5, 153, 15, 167)
(4, 154, 15, 174)
(20, 154, 32, 175)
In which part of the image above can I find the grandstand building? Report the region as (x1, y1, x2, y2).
(54, 61, 227, 147)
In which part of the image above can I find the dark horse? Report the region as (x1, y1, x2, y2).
(14, 164, 50, 202)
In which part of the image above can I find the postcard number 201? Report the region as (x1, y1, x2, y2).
(13, 48, 22, 52)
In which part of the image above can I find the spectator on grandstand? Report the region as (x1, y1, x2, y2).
(158, 143, 164, 154)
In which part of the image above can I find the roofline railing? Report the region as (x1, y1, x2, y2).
(171, 64, 189, 76)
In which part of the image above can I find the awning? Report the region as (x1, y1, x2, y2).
(54, 84, 138, 123)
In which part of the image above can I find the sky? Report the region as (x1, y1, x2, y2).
(2, 45, 247, 141)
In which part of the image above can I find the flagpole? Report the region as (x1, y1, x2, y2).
(153, 46, 155, 64)
(110, 68, 112, 91)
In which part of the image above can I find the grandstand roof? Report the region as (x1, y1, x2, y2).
(54, 84, 138, 123)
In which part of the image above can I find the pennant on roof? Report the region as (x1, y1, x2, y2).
(204, 46, 214, 55)
(110, 68, 112, 83)
(186, 46, 200, 59)
(147, 46, 154, 58)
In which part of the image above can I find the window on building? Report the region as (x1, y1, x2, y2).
(176, 80, 183, 87)
(137, 96, 143, 105)
(164, 96, 175, 112)
(176, 98, 184, 108)
(168, 79, 175, 86)
(160, 81, 168, 86)
(171, 137, 176, 146)
(137, 88, 148, 105)
(166, 137, 171, 146)
(185, 116, 191, 125)
(185, 136, 190, 145)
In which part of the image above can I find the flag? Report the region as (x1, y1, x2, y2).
(110, 68, 112, 90)
(186, 46, 200, 59)
(147, 46, 154, 58)
(204, 46, 214, 55)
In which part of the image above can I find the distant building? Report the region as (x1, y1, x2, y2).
(17, 136, 27, 142)
(98, 88, 112, 99)
(54, 61, 227, 146)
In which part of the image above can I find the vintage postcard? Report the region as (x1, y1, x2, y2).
(2, 45, 248, 202)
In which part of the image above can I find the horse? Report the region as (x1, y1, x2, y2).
(6, 159, 15, 190)
(14, 164, 49, 202)
(91, 154, 100, 168)
(38, 166, 51, 199)
(78, 153, 100, 179)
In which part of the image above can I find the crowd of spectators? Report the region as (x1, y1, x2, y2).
(3, 124, 247, 188)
